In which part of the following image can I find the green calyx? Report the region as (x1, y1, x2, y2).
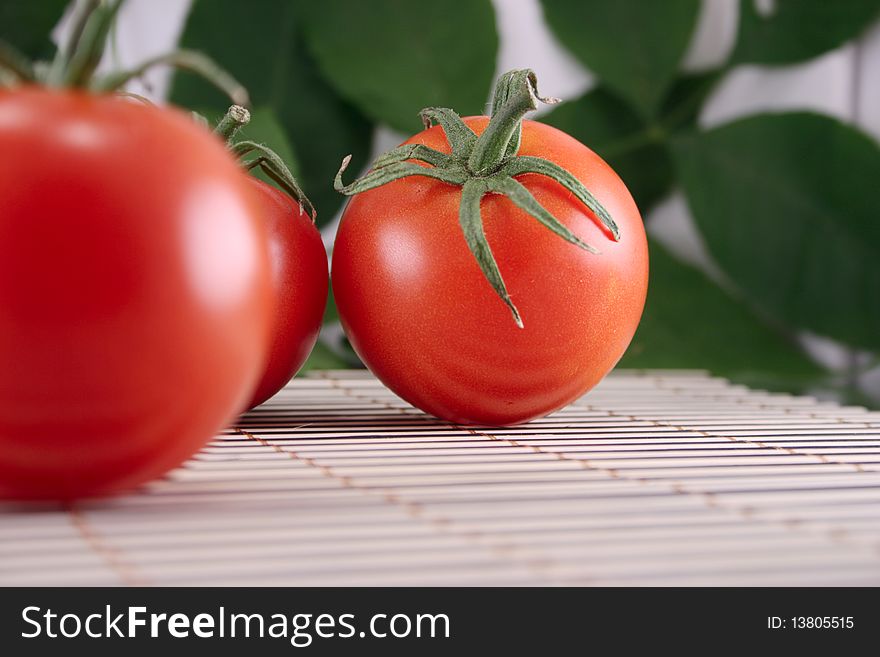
(0, 0, 247, 105)
(334, 69, 619, 328)
(214, 105, 316, 222)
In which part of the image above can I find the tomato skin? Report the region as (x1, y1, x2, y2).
(332, 117, 648, 426)
(0, 87, 273, 500)
(246, 179, 328, 409)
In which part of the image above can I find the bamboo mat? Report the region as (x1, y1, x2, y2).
(2, 369, 880, 586)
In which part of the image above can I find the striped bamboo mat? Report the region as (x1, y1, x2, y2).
(2, 369, 880, 586)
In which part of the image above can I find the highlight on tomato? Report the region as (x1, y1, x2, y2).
(213, 106, 329, 410)
(331, 69, 649, 426)
(0, 1, 273, 500)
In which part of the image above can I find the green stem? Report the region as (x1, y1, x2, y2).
(487, 70, 532, 159)
(29, 0, 247, 108)
(214, 107, 315, 221)
(505, 156, 619, 239)
(232, 140, 316, 222)
(214, 104, 250, 142)
(45, 0, 97, 84)
(0, 40, 35, 82)
(113, 90, 154, 105)
(68, 0, 103, 53)
(334, 155, 468, 194)
(63, 0, 124, 87)
(47, 0, 101, 85)
(467, 69, 558, 175)
(459, 179, 523, 328)
(93, 49, 248, 105)
(419, 107, 477, 158)
(372, 143, 450, 169)
(487, 176, 599, 253)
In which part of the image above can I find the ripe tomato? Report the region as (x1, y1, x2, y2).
(245, 179, 328, 409)
(0, 87, 273, 500)
(332, 117, 648, 425)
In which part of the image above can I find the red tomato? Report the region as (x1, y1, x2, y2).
(332, 117, 648, 426)
(0, 88, 273, 500)
(245, 179, 328, 409)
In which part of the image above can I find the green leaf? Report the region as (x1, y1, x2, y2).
(540, 0, 700, 117)
(674, 112, 880, 351)
(732, 0, 880, 66)
(0, 0, 67, 59)
(318, 288, 366, 368)
(619, 240, 824, 383)
(323, 285, 339, 325)
(299, 338, 349, 373)
(298, 0, 498, 133)
(541, 72, 720, 213)
(542, 88, 673, 212)
(659, 70, 724, 133)
(170, 0, 373, 225)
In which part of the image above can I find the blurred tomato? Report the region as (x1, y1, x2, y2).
(0, 88, 273, 500)
(246, 179, 328, 409)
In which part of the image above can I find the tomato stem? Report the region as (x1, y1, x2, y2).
(63, 0, 124, 88)
(215, 105, 317, 223)
(334, 68, 619, 327)
(1, 0, 248, 107)
(94, 50, 249, 106)
(57, 0, 102, 69)
(419, 107, 477, 157)
(467, 70, 558, 176)
(0, 41, 35, 83)
(214, 104, 251, 142)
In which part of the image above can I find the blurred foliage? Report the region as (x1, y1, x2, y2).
(543, 87, 676, 212)
(542, 0, 701, 117)
(7, 0, 880, 399)
(732, 0, 880, 65)
(0, 0, 66, 59)
(298, 0, 498, 133)
(543, 72, 721, 213)
(619, 240, 824, 381)
(170, 0, 373, 224)
(674, 112, 880, 351)
(300, 339, 349, 371)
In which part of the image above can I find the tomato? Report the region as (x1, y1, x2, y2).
(0, 87, 273, 500)
(245, 179, 328, 409)
(332, 116, 648, 426)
